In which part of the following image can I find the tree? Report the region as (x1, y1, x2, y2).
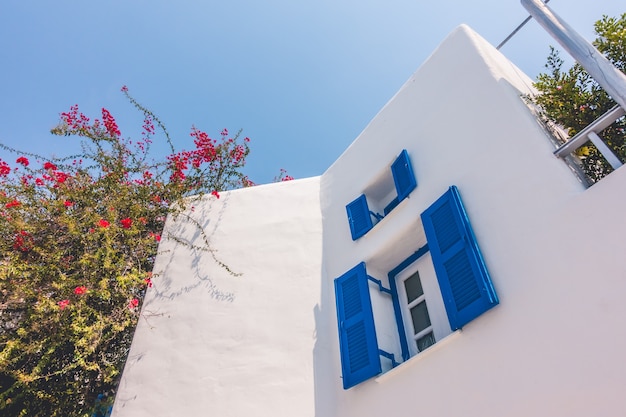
(533, 13, 626, 184)
(0, 87, 255, 416)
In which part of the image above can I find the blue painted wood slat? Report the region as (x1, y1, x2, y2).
(421, 186, 498, 330)
(334, 262, 381, 389)
(391, 149, 417, 202)
(346, 194, 373, 240)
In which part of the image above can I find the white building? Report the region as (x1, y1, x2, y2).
(112, 23, 626, 417)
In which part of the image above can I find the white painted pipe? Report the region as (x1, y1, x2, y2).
(521, 0, 626, 110)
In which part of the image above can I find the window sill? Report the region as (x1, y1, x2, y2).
(374, 330, 462, 384)
(360, 196, 410, 243)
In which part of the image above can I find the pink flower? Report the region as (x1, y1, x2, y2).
(98, 219, 110, 228)
(0, 161, 10, 176)
(54, 171, 69, 184)
(128, 298, 139, 309)
(74, 286, 87, 295)
(121, 85, 128, 93)
(101, 108, 121, 137)
(16, 157, 29, 166)
(120, 217, 132, 229)
(145, 278, 153, 288)
(13, 230, 32, 252)
(58, 299, 70, 310)
(43, 162, 57, 171)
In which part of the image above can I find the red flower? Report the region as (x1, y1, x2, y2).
(74, 286, 87, 295)
(211, 190, 220, 199)
(98, 219, 110, 228)
(64, 200, 73, 207)
(35, 178, 44, 186)
(121, 85, 128, 93)
(5, 200, 20, 208)
(0, 161, 10, 176)
(58, 299, 70, 310)
(102, 108, 121, 137)
(144, 278, 153, 288)
(128, 298, 139, 309)
(54, 171, 69, 184)
(16, 157, 29, 166)
(138, 217, 147, 225)
(13, 230, 33, 252)
(120, 217, 132, 229)
(149, 232, 161, 242)
(43, 162, 57, 170)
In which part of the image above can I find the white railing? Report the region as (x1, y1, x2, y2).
(553, 105, 625, 170)
(521, 0, 626, 110)
(520, 0, 626, 174)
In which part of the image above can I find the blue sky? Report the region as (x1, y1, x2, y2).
(0, 0, 623, 185)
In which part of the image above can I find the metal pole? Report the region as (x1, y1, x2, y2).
(496, 0, 550, 50)
(521, 0, 626, 110)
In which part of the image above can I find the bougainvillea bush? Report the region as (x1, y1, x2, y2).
(0, 87, 253, 416)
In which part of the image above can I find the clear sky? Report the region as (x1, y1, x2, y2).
(0, 0, 623, 185)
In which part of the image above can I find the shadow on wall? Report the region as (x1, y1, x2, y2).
(312, 250, 340, 417)
(144, 192, 238, 311)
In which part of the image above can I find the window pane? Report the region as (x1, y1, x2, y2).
(404, 271, 424, 304)
(416, 332, 436, 352)
(410, 301, 431, 334)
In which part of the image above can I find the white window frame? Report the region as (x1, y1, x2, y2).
(395, 251, 452, 357)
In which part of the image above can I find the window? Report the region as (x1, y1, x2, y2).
(334, 186, 499, 389)
(346, 149, 417, 240)
(396, 251, 451, 357)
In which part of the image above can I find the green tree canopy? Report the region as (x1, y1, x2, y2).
(533, 13, 626, 184)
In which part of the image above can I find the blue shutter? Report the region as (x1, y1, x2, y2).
(334, 262, 381, 389)
(391, 149, 417, 202)
(421, 186, 498, 330)
(346, 194, 373, 240)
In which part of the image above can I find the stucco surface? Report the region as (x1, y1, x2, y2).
(113, 177, 322, 417)
(114, 24, 626, 417)
(319, 25, 626, 417)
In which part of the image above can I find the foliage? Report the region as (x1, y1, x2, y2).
(533, 13, 626, 184)
(0, 87, 254, 416)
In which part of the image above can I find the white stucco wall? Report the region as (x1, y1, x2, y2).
(114, 23, 626, 417)
(318, 25, 626, 417)
(113, 177, 323, 417)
